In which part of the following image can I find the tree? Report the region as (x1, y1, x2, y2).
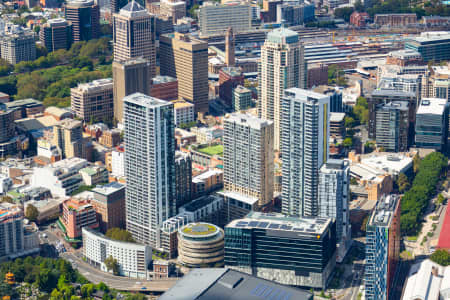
(334, 7, 354, 22)
(353, 97, 369, 125)
(343, 137, 353, 148)
(25, 204, 39, 222)
(413, 154, 420, 173)
(354, 0, 364, 12)
(104, 256, 119, 275)
(430, 249, 450, 266)
(397, 173, 410, 193)
(437, 193, 445, 205)
(344, 116, 355, 129)
(105, 228, 135, 243)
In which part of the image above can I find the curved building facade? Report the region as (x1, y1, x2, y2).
(178, 223, 224, 268)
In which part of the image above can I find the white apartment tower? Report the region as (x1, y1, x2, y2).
(124, 93, 175, 249)
(223, 113, 274, 208)
(281, 88, 330, 217)
(258, 27, 306, 151)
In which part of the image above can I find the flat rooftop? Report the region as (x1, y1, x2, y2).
(330, 112, 345, 122)
(368, 194, 399, 227)
(218, 190, 259, 206)
(159, 268, 312, 300)
(92, 182, 125, 196)
(181, 194, 221, 212)
(224, 112, 273, 129)
(124, 93, 171, 108)
(227, 211, 332, 235)
(360, 153, 413, 175)
(74, 78, 113, 92)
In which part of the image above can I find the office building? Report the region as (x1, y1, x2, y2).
(0, 108, 15, 144)
(318, 159, 351, 262)
(368, 89, 416, 143)
(1, 98, 44, 119)
(112, 58, 151, 123)
(71, 78, 114, 123)
(421, 64, 450, 101)
(160, 268, 313, 300)
(151, 76, 178, 101)
(61, 198, 99, 239)
(65, 0, 100, 42)
(198, 3, 251, 36)
(219, 67, 244, 107)
(232, 85, 252, 112)
(173, 100, 195, 126)
(113, 1, 156, 77)
(225, 212, 336, 289)
(175, 151, 192, 209)
(329, 112, 345, 138)
(178, 222, 224, 268)
(258, 27, 306, 150)
(224, 113, 274, 209)
(51, 119, 92, 160)
(276, 3, 315, 26)
(365, 194, 401, 300)
(313, 86, 343, 113)
(80, 166, 109, 186)
(160, 33, 209, 116)
(39, 18, 72, 52)
(415, 98, 449, 151)
(160, 0, 186, 24)
(0, 204, 24, 259)
(30, 157, 88, 197)
(281, 88, 330, 217)
(375, 101, 409, 152)
(124, 93, 175, 249)
(111, 0, 128, 13)
(0, 26, 36, 65)
(83, 227, 152, 278)
(405, 32, 450, 62)
(192, 169, 223, 197)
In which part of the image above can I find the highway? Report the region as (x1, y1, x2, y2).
(41, 226, 177, 293)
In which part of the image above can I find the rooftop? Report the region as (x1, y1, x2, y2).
(417, 98, 448, 115)
(73, 79, 113, 93)
(119, 0, 148, 18)
(159, 268, 312, 300)
(224, 112, 273, 130)
(3, 98, 42, 109)
(192, 169, 223, 182)
(284, 88, 329, 102)
(267, 27, 299, 45)
(438, 205, 450, 249)
(330, 112, 346, 122)
(153, 75, 177, 85)
(179, 222, 220, 238)
(371, 89, 416, 98)
(172, 100, 194, 109)
(412, 31, 450, 43)
(360, 153, 413, 175)
(378, 100, 409, 111)
(234, 85, 251, 94)
(56, 118, 82, 130)
(387, 49, 421, 59)
(46, 18, 68, 27)
(368, 194, 399, 227)
(227, 211, 332, 235)
(218, 190, 259, 206)
(66, 0, 95, 7)
(124, 93, 171, 108)
(181, 194, 221, 213)
(220, 67, 242, 77)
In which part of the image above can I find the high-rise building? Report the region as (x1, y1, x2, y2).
(0, 108, 15, 144)
(160, 33, 209, 116)
(225, 27, 235, 66)
(225, 212, 336, 289)
(365, 194, 401, 300)
(405, 32, 450, 62)
(421, 64, 450, 101)
(0, 26, 36, 65)
(160, 0, 186, 24)
(112, 58, 151, 122)
(0, 204, 24, 259)
(175, 151, 192, 210)
(375, 101, 409, 152)
(39, 19, 73, 52)
(258, 27, 306, 150)
(368, 89, 416, 144)
(111, 0, 128, 13)
(124, 93, 175, 248)
(71, 78, 114, 123)
(232, 85, 252, 112)
(223, 113, 274, 209)
(281, 88, 329, 217)
(415, 98, 449, 151)
(318, 159, 351, 262)
(113, 1, 156, 77)
(218, 67, 244, 107)
(61, 198, 99, 239)
(51, 119, 92, 160)
(65, 0, 100, 42)
(276, 3, 315, 26)
(198, 3, 252, 36)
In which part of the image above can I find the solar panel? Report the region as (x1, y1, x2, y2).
(257, 222, 269, 228)
(237, 221, 248, 226)
(235, 224, 246, 227)
(280, 225, 292, 230)
(306, 229, 316, 232)
(293, 227, 304, 231)
(268, 223, 280, 229)
(248, 221, 259, 227)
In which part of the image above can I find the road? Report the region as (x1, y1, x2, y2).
(40, 226, 177, 293)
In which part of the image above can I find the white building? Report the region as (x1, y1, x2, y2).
(402, 259, 450, 300)
(111, 148, 125, 177)
(173, 100, 195, 126)
(190, 126, 223, 144)
(82, 227, 152, 279)
(0, 174, 13, 194)
(198, 2, 251, 36)
(30, 157, 89, 197)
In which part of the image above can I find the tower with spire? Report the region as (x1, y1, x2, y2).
(225, 27, 235, 67)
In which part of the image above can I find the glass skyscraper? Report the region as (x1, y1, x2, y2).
(124, 93, 175, 248)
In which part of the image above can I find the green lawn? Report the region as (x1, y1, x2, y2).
(197, 145, 223, 156)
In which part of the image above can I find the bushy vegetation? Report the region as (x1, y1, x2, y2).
(400, 152, 447, 236)
(0, 38, 112, 108)
(105, 228, 135, 243)
(430, 249, 450, 266)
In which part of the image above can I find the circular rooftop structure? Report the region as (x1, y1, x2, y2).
(178, 223, 224, 268)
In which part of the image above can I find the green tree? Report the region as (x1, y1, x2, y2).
(413, 154, 421, 173)
(430, 249, 450, 266)
(334, 7, 354, 22)
(25, 204, 39, 222)
(344, 116, 355, 129)
(353, 97, 369, 125)
(105, 228, 135, 243)
(343, 137, 353, 148)
(397, 173, 410, 193)
(437, 193, 445, 205)
(104, 256, 119, 275)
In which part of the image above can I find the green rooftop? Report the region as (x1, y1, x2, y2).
(197, 145, 223, 156)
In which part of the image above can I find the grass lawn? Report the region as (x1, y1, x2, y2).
(197, 145, 223, 156)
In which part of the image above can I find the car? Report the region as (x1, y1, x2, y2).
(141, 287, 147, 290)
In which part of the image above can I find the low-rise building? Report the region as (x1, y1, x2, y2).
(190, 126, 223, 144)
(374, 13, 417, 27)
(329, 112, 345, 138)
(192, 169, 223, 197)
(172, 100, 195, 127)
(111, 146, 125, 178)
(151, 75, 178, 100)
(232, 85, 252, 112)
(79, 166, 108, 186)
(350, 11, 369, 27)
(83, 227, 152, 279)
(175, 128, 197, 148)
(61, 198, 99, 239)
(98, 129, 121, 148)
(24, 198, 65, 224)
